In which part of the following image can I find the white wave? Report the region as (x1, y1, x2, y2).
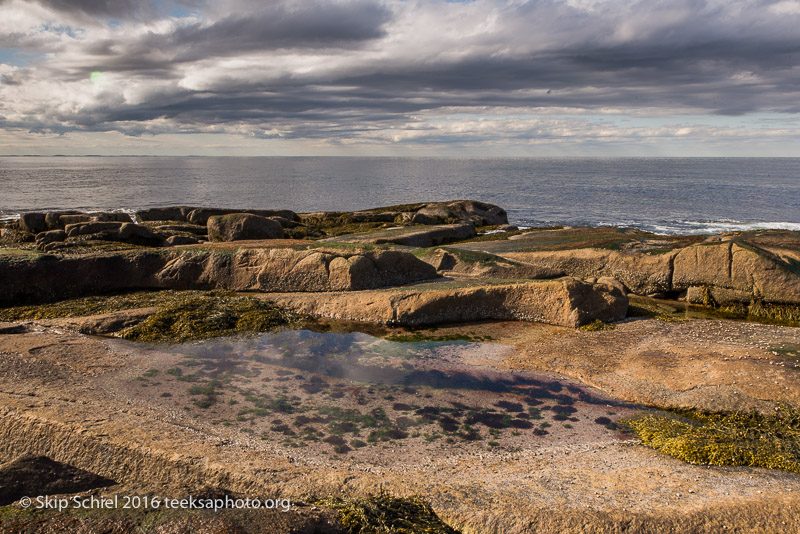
(654, 221, 800, 235)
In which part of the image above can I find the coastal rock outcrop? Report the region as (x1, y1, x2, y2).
(19, 211, 132, 233)
(326, 223, 477, 247)
(298, 200, 508, 228)
(674, 242, 800, 305)
(135, 206, 196, 222)
(34, 229, 66, 248)
(411, 200, 509, 226)
(0, 247, 438, 306)
(188, 208, 299, 226)
(207, 214, 284, 242)
(499, 248, 675, 296)
(473, 239, 800, 305)
(61, 222, 164, 247)
(268, 277, 627, 328)
(134, 206, 300, 225)
(418, 247, 563, 279)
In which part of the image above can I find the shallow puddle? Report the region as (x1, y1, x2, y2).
(110, 329, 642, 464)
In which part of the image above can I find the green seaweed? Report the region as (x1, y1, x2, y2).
(315, 493, 459, 534)
(692, 299, 800, 328)
(0, 289, 302, 343)
(120, 292, 299, 343)
(627, 405, 800, 473)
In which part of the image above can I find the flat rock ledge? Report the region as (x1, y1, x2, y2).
(266, 278, 628, 328)
(0, 247, 438, 306)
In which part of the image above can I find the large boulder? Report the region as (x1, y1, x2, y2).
(207, 214, 285, 242)
(18, 213, 46, 234)
(135, 206, 197, 222)
(154, 247, 437, 292)
(188, 208, 299, 226)
(411, 201, 508, 227)
(117, 222, 161, 244)
(44, 211, 82, 230)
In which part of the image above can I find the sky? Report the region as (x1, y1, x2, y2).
(0, 0, 799, 156)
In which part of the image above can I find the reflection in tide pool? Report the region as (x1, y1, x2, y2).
(117, 328, 642, 458)
(157, 329, 511, 387)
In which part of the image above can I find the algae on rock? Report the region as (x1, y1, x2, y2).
(627, 405, 800, 473)
(119, 292, 300, 343)
(315, 493, 460, 534)
(0, 290, 301, 343)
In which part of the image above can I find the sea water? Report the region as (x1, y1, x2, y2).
(1, 156, 798, 235)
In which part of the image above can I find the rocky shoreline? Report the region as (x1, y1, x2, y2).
(2, 200, 800, 533)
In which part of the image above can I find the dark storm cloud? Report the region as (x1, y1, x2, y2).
(3, 0, 800, 141)
(42, 0, 392, 76)
(170, 1, 391, 55)
(0, 0, 157, 19)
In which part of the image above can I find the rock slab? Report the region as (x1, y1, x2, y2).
(269, 278, 628, 328)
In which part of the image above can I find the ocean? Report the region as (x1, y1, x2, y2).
(1, 156, 798, 235)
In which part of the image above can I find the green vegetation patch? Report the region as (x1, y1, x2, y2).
(0, 290, 301, 343)
(627, 405, 800, 473)
(120, 292, 300, 343)
(0, 290, 172, 321)
(718, 300, 800, 328)
(0, 248, 43, 262)
(579, 320, 616, 332)
(315, 493, 459, 534)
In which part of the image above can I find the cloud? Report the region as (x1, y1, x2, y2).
(0, 0, 799, 152)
